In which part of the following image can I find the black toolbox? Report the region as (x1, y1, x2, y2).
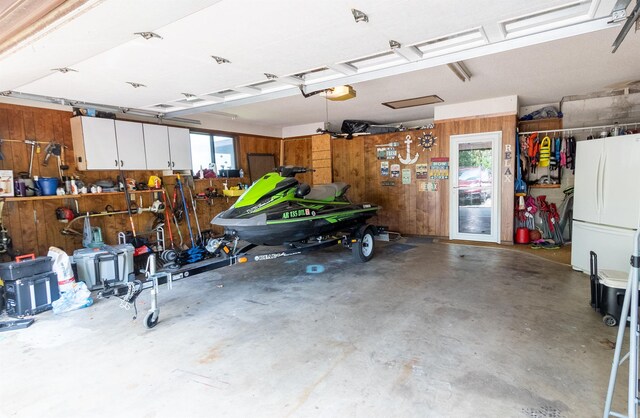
(0, 255, 52, 281)
(4, 271, 60, 317)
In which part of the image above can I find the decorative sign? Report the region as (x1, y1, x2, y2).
(416, 163, 429, 179)
(376, 142, 399, 160)
(381, 181, 395, 186)
(418, 131, 437, 151)
(504, 144, 513, 183)
(429, 157, 449, 180)
(402, 168, 411, 185)
(398, 135, 419, 165)
(390, 164, 400, 178)
(419, 181, 439, 192)
(380, 161, 389, 176)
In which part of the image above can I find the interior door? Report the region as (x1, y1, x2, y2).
(450, 132, 501, 243)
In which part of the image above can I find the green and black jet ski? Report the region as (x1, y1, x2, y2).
(212, 166, 379, 246)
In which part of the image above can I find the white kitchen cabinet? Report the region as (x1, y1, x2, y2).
(168, 127, 192, 170)
(143, 124, 171, 170)
(114, 120, 147, 170)
(71, 116, 119, 170)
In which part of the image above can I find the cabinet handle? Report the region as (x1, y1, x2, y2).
(172, 161, 175, 167)
(115, 159, 118, 167)
(120, 160, 124, 167)
(168, 161, 171, 167)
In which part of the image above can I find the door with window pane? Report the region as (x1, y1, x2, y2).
(449, 132, 501, 243)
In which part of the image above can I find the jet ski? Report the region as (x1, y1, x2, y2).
(212, 166, 379, 246)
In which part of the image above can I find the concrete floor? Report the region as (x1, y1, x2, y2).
(0, 238, 627, 417)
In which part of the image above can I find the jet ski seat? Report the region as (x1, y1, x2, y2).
(305, 182, 350, 201)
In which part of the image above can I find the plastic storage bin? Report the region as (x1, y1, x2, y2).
(72, 244, 135, 290)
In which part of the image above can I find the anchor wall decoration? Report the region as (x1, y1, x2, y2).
(398, 134, 419, 165)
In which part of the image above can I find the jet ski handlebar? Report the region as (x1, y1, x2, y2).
(276, 166, 316, 177)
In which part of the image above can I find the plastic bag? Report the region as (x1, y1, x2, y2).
(47, 246, 76, 293)
(52, 282, 93, 314)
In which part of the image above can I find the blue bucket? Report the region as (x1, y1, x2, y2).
(38, 177, 59, 196)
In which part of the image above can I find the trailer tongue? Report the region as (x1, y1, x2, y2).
(99, 225, 388, 328)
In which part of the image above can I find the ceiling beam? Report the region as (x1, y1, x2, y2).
(165, 16, 616, 118)
(328, 63, 358, 75)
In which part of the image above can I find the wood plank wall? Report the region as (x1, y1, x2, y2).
(0, 103, 282, 258)
(236, 134, 281, 175)
(282, 137, 313, 186)
(332, 115, 517, 243)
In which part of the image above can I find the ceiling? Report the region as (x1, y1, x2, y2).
(0, 0, 637, 130)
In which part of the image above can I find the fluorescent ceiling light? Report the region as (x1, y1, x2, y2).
(447, 61, 472, 82)
(382, 95, 443, 109)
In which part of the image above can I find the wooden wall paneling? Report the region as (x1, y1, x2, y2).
(332, 137, 365, 203)
(4, 202, 22, 253)
(0, 107, 10, 171)
(283, 138, 313, 185)
(19, 201, 38, 253)
(8, 108, 28, 176)
(236, 135, 281, 176)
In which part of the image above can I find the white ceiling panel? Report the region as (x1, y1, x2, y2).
(0, 0, 629, 129)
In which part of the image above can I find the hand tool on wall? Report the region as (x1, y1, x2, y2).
(162, 187, 184, 249)
(187, 186, 202, 243)
(42, 141, 61, 167)
(176, 175, 205, 264)
(24, 140, 38, 176)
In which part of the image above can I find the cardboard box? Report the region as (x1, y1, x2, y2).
(0, 170, 13, 197)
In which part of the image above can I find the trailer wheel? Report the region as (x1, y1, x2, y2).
(353, 227, 375, 263)
(144, 311, 159, 329)
(603, 315, 617, 327)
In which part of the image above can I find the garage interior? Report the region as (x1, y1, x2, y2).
(1, 1, 640, 417)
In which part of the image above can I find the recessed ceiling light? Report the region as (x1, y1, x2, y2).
(211, 55, 231, 64)
(126, 82, 147, 88)
(134, 32, 162, 40)
(382, 95, 444, 109)
(389, 40, 401, 49)
(181, 93, 198, 100)
(51, 67, 78, 73)
(351, 8, 369, 23)
(264, 73, 278, 80)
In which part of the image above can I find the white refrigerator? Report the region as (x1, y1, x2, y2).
(571, 134, 640, 273)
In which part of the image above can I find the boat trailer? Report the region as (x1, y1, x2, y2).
(99, 224, 388, 328)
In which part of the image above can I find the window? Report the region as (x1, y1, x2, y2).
(190, 132, 236, 173)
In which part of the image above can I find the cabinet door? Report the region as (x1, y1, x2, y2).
(600, 135, 640, 228)
(81, 117, 119, 170)
(115, 121, 147, 170)
(573, 139, 604, 224)
(143, 124, 171, 170)
(168, 127, 193, 170)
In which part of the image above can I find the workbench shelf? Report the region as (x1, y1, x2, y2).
(2, 190, 161, 202)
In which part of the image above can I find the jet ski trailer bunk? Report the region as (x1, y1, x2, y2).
(99, 224, 388, 329)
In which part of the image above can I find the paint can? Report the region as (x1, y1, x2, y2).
(515, 227, 530, 244)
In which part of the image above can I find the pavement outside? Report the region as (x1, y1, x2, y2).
(0, 238, 625, 417)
